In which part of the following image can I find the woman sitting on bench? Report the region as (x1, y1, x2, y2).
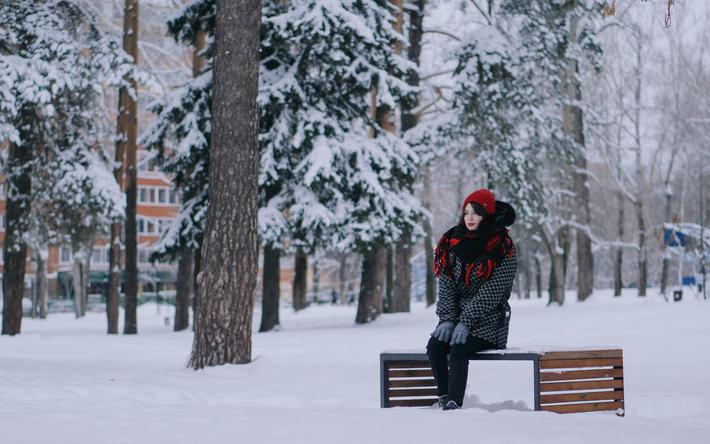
(427, 189, 518, 410)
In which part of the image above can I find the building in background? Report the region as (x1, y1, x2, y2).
(0, 150, 180, 301)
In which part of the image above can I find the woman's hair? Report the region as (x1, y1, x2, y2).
(458, 202, 494, 235)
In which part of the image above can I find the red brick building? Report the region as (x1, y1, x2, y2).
(0, 152, 181, 299)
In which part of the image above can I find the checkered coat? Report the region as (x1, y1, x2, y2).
(435, 243, 518, 349)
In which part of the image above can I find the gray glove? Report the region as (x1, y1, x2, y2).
(431, 321, 455, 343)
(450, 322, 469, 345)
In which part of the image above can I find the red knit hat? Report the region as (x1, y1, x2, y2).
(463, 189, 496, 215)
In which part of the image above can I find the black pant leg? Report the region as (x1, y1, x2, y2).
(426, 336, 450, 397)
(447, 336, 496, 406)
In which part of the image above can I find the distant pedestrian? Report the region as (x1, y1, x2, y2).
(331, 289, 338, 305)
(427, 189, 518, 410)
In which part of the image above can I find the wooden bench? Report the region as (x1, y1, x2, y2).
(380, 349, 625, 415)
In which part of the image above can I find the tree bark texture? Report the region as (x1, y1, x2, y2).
(633, 43, 647, 297)
(36, 249, 48, 319)
(636, 199, 647, 297)
(312, 259, 320, 301)
(548, 251, 566, 306)
(72, 252, 84, 318)
(178, 28, 207, 332)
(534, 254, 542, 299)
(384, 246, 394, 313)
(561, 16, 593, 302)
(82, 247, 91, 316)
(192, 249, 202, 333)
(421, 166, 436, 306)
(174, 246, 193, 331)
(614, 190, 624, 296)
(337, 253, 348, 304)
(292, 248, 307, 311)
(391, 236, 412, 312)
(356, 247, 387, 324)
(259, 245, 280, 332)
(119, 0, 139, 335)
(107, 221, 122, 334)
(189, 0, 260, 368)
(2, 142, 31, 335)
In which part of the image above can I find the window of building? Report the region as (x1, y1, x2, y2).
(169, 190, 177, 204)
(138, 248, 150, 263)
(149, 188, 156, 203)
(139, 187, 149, 203)
(91, 247, 109, 264)
(60, 246, 72, 264)
(138, 218, 145, 234)
(158, 188, 166, 203)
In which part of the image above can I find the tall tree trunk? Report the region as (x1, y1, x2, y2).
(391, 0, 424, 312)
(312, 258, 320, 302)
(547, 225, 571, 305)
(181, 29, 207, 332)
(614, 190, 624, 297)
(632, 40, 647, 297)
(561, 16, 593, 302)
(384, 246, 394, 313)
(659, 144, 680, 297)
(356, 247, 387, 324)
(636, 199, 647, 297)
(192, 248, 202, 332)
(107, 224, 122, 333)
(521, 242, 531, 299)
(292, 248, 307, 311)
(174, 246, 193, 331)
(534, 254, 542, 299)
(72, 250, 84, 318)
(2, 142, 31, 335)
(189, 0, 260, 368)
(392, 234, 411, 312)
(118, 0, 140, 335)
(548, 251, 566, 306)
(81, 241, 93, 316)
(259, 245, 280, 332)
(35, 248, 48, 319)
(337, 253, 348, 305)
(423, 168, 436, 307)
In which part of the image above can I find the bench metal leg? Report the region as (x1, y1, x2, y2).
(533, 357, 540, 411)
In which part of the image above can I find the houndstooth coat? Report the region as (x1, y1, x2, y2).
(435, 243, 518, 349)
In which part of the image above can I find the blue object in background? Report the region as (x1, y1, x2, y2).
(664, 228, 686, 247)
(682, 276, 696, 286)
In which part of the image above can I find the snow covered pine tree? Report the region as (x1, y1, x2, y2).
(0, 0, 131, 335)
(145, 0, 423, 328)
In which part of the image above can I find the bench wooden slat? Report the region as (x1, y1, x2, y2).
(540, 358, 623, 370)
(541, 401, 623, 414)
(388, 398, 438, 407)
(388, 387, 439, 398)
(540, 379, 624, 392)
(539, 368, 623, 382)
(540, 390, 624, 404)
(388, 378, 437, 388)
(540, 350, 623, 360)
(386, 360, 431, 369)
(389, 369, 433, 378)
(380, 349, 625, 415)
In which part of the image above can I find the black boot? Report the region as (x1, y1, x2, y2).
(437, 395, 449, 409)
(443, 400, 461, 410)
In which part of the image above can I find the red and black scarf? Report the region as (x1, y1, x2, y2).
(433, 224, 514, 286)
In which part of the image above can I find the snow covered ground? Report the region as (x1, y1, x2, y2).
(2, 288, 709, 444)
